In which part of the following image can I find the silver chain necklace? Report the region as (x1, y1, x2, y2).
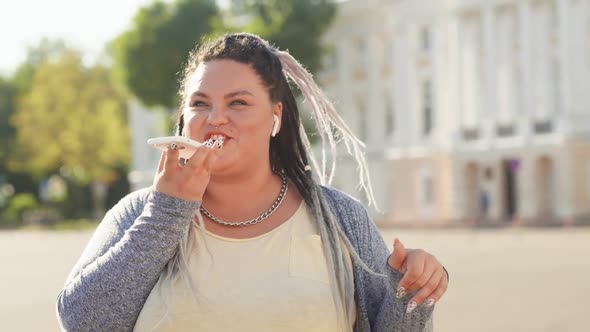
(200, 173, 288, 227)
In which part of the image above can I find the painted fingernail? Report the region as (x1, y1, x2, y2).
(170, 143, 177, 150)
(406, 301, 417, 313)
(215, 137, 224, 149)
(425, 298, 435, 307)
(204, 139, 213, 148)
(395, 286, 406, 298)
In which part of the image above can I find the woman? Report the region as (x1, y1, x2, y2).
(56, 33, 448, 331)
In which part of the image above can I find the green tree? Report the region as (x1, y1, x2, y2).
(12, 38, 68, 94)
(1, 39, 67, 178)
(229, 0, 336, 74)
(0, 78, 17, 171)
(113, 0, 219, 109)
(11, 50, 129, 217)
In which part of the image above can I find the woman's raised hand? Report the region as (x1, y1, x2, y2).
(154, 144, 218, 202)
(388, 238, 449, 314)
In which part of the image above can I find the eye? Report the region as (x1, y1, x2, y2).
(189, 100, 207, 108)
(230, 99, 247, 106)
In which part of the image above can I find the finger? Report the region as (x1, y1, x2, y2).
(184, 145, 212, 172)
(163, 146, 180, 177)
(157, 151, 166, 173)
(405, 260, 437, 293)
(400, 259, 408, 274)
(388, 238, 407, 271)
(399, 250, 425, 290)
(406, 269, 445, 314)
(422, 271, 449, 308)
(205, 145, 221, 168)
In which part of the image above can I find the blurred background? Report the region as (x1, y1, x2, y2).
(0, 0, 589, 331)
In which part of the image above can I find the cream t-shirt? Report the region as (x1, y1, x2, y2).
(134, 202, 354, 332)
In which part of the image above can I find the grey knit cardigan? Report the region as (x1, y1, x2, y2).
(56, 186, 434, 331)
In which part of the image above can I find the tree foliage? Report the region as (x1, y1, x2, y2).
(1, 39, 68, 173)
(11, 38, 68, 94)
(112, 0, 336, 110)
(230, 0, 336, 74)
(10, 51, 129, 185)
(113, 0, 218, 108)
(0, 78, 18, 170)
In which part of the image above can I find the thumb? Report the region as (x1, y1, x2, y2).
(388, 238, 407, 271)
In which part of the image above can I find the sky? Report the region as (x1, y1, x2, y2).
(0, 0, 170, 76)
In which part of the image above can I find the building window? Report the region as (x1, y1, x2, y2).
(462, 128, 480, 141)
(496, 124, 515, 137)
(418, 170, 434, 208)
(385, 37, 394, 62)
(423, 176, 434, 205)
(534, 120, 553, 134)
(355, 37, 367, 69)
(383, 36, 394, 75)
(420, 26, 431, 53)
(552, 56, 560, 114)
(385, 97, 395, 137)
(357, 97, 366, 141)
(422, 80, 433, 136)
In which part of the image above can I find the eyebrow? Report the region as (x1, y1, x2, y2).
(190, 90, 254, 99)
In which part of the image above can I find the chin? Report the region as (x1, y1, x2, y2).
(209, 155, 233, 174)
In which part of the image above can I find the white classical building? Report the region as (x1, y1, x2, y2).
(319, 0, 590, 226)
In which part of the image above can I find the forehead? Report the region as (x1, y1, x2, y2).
(185, 59, 266, 96)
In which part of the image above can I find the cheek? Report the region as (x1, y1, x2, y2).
(183, 113, 205, 137)
(237, 117, 272, 145)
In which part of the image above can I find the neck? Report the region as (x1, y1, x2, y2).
(203, 165, 283, 219)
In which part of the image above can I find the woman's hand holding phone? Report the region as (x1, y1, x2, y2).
(153, 143, 219, 202)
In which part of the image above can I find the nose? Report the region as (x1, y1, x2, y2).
(206, 105, 229, 127)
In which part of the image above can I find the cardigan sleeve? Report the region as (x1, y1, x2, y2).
(56, 189, 200, 331)
(321, 186, 434, 332)
(365, 217, 434, 332)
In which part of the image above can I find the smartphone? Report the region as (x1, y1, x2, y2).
(147, 136, 203, 159)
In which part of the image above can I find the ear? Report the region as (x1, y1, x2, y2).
(271, 102, 283, 137)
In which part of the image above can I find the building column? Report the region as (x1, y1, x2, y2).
(446, 16, 462, 147)
(516, 156, 536, 223)
(556, 0, 571, 133)
(517, 0, 533, 142)
(486, 162, 503, 222)
(482, 5, 496, 144)
(495, 7, 518, 127)
(337, 40, 352, 125)
(393, 26, 411, 150)
(555, 148, 574, 222)
(408, 24, 421, 147)
(366, 33, 384, 147)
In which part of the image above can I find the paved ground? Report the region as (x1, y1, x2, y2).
(1, 227, 589, 331)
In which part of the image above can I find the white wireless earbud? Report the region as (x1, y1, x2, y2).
(271, 115, 280, 137)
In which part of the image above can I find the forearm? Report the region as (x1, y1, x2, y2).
(56, 191, 199, 331)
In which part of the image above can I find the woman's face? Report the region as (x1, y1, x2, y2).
(182, 59, 282, 175)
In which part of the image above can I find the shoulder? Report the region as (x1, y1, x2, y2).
(319, 186, 374, 247)
(319, 185, 370, 222)
(320, 186, 390, 272)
